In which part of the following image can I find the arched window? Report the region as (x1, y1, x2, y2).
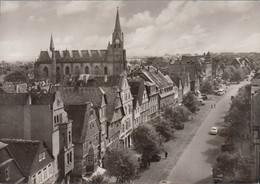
(56, 67, 61, 83)
(65, 66, 70, 75)
(85, 66, 89, 74)
(94, 66, 99, 75)
(75, 66, 80, 75)
(43, 67, 48, 77)
(104, 66, 108, 75)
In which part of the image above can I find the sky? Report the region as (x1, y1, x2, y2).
(0, 0, 260, 62)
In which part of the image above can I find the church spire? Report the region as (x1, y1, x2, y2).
(49, 34, 55, 52)
(114, 7, 121, 32)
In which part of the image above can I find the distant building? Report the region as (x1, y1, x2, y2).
(0, 139, 55, 184)
(169, 55, 205, 91)
(129, 78, 150, 125)
(35, 8, 127, 83)
(66, 102, 100, 180)
(0, 141, 25, 183)
(231, 58, 244, 68)
(131, 66, 178, 111)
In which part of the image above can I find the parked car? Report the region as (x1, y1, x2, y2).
(216, 89, 225, 96)
(210, 127, 218, 135)
(201, 94, 208, 100)
(149, 154, 161, 162)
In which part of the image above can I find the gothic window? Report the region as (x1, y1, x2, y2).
(104, 66, 108, 75)
(65, 66, 70, 75)
(43, 67, 48, 77)
(75, 66, 80, 75)
(94, 66, 99, 75)
(85, 66, 89, 74)
(56, 67, 61, 83)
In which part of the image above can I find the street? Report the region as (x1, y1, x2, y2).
(166, 81, 249, 184)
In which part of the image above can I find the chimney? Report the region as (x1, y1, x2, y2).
(16, 85, 19, 93)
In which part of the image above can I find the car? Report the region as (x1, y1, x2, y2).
(148, 154, 161, 162)
(201, 94, 208, 100)
(210, 127, 218, 135)
(216, 89, 225, 96)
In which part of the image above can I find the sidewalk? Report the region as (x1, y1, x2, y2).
(133, 91, 231, 184)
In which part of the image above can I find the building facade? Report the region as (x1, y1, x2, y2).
(66, 103, 100, 180)
(35, 8, 127, 83)
(0, 92, 74, 182)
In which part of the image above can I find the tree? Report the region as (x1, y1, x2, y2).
(222, 70, 230, 82)
(200, 80, 214, 94)
(84, 174, 110, 184)
(230, 69, 243, 83)
(182, 92, 199, 113)
(212, 152, 251, 183)
(27, 68, 48, 81)
(150, 117, 175, 142)
(103, 146, 139, 183)
(4, 71, 28, 83)
(132, 124, 163, 158)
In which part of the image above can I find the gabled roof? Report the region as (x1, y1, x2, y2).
(101, 86, 123, 122)
(0, 141, 7, 149)
(0, 139, 54, 177)
(67, 102, 99, 143)
(132, 66, 175, 89)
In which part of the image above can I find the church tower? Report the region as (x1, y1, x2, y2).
(107, 7, 127, 75)
(50, 35, 56, 84)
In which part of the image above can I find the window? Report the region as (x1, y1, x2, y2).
(5, 167, 10, 181)
(48, 164, 52, 176)
(38, 171, 42, 183)
(39, 152, 45, 162)
(68, 131, 71, 143)
(32, 175, 36, 184)
(67, 153, 70, 165)
(43, 167, 47, 180)
(69, 151, 72, 162)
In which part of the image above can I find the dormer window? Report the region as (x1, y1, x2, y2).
(39, 152, 46, 162)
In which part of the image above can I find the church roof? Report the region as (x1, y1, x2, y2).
(37, 49, 107, 62)
(114, 7, 122, 32)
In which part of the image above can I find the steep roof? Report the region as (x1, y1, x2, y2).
(101, 86, 123, 122)
(132, 66, 175, 89)
(67, 102, 99, 143)
(0, 139, 54, 177)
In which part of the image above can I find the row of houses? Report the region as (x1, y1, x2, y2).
(0, 66, 178, 183)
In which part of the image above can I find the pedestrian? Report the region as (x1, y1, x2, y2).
(165, 151, 168, 158)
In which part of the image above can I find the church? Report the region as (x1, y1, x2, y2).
(35, 8, 127, 83)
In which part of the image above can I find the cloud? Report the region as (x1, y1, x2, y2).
(27, 16, 46, 24)
(28, 16, 35, 22)
(234, 33, 260, 52)
(82, 35, 111, 49)
(57, 1, 89, 17)
(125, 11, 154, 28)
(37, 17, 46, 24)
(1, 1, 20, 13)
